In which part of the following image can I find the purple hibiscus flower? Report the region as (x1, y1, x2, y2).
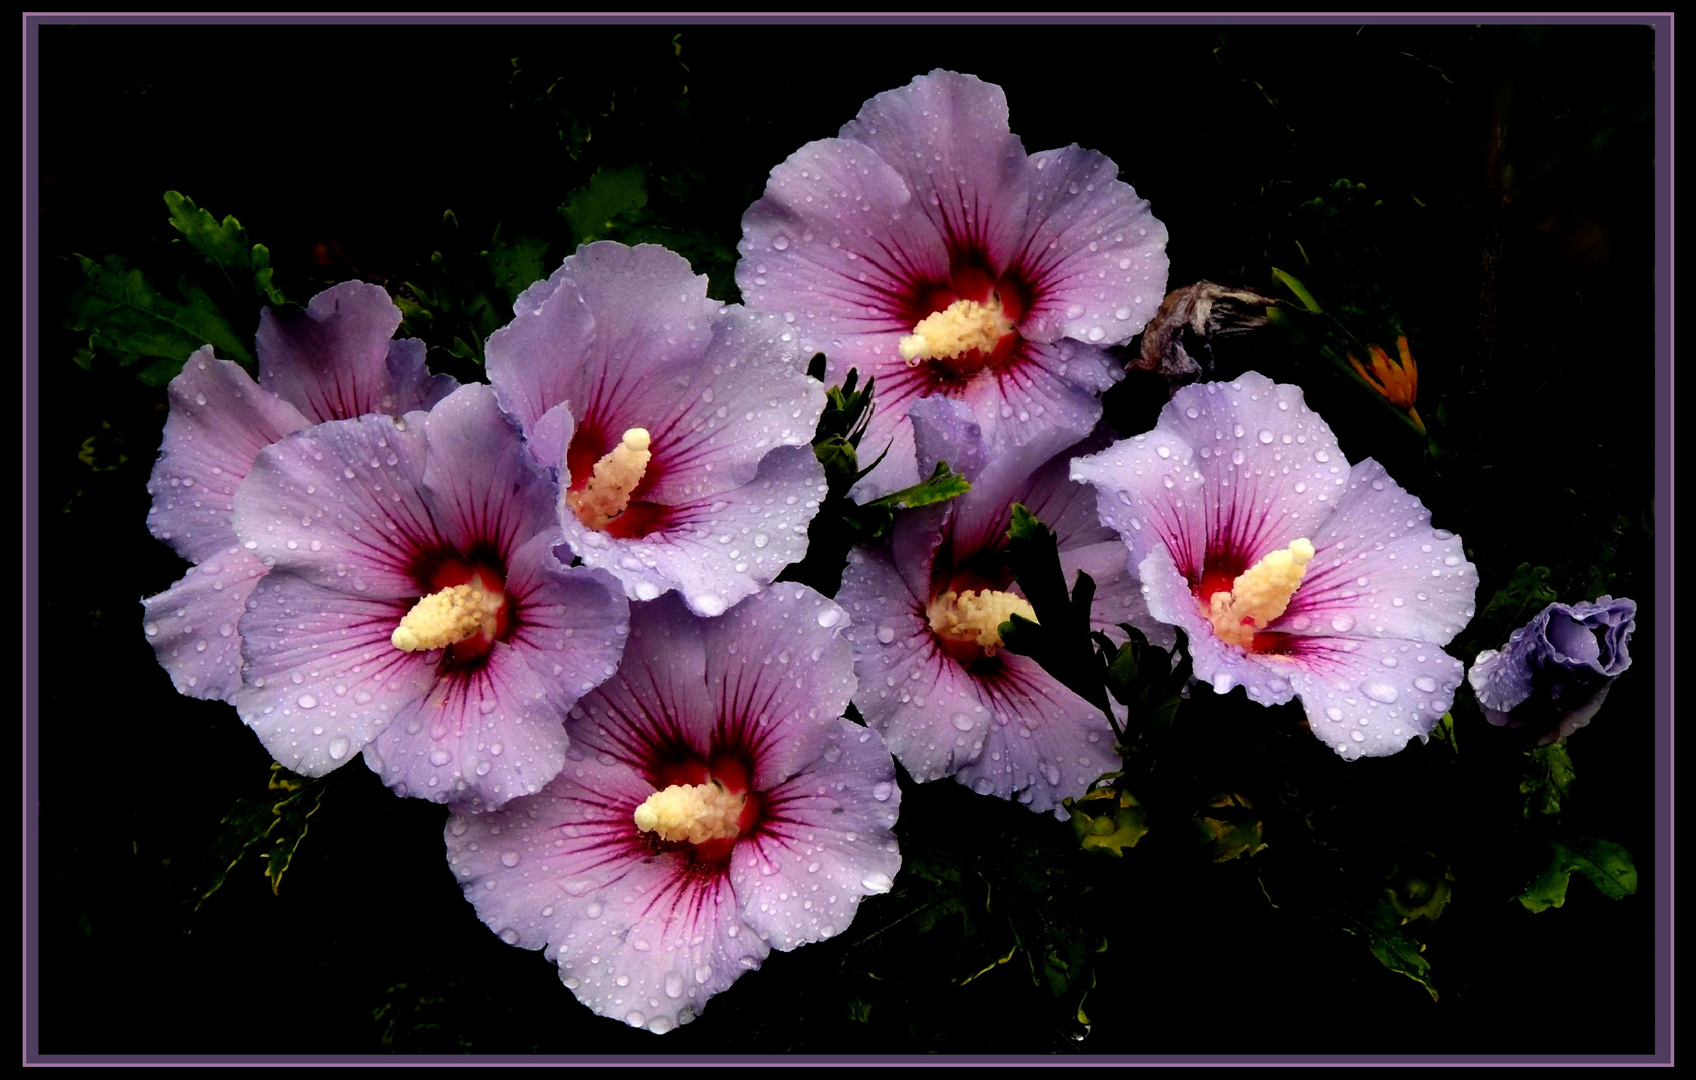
(228, 383, 629, 809)
(484, 241, 828, 618)
(837, 398, 1147, 811)
(1072, 372, 1478, 760)
(1468, 596, 1638, 745)
(446, 585, 901, 1033)
(143, 281, 457, 700)
(738, 69, 1169, 496)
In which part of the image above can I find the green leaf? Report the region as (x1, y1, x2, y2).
(1519, 744, 1576, 818)
(781, 370, 960, 591)
(1005, 505, 1071, 618)
(834, 460, 971, 546)
(843, 790, 1105, 1030)
(1477, 563, 1559, 645)
(813, 366, 876, 451)
(195, 790, 282, 909)
(559, 166, 649, 244)
(250, 244, 284, 308)
(1517, 836, 1638, 912)
(484, 235, 551, 303)
(864, 460, 972, 513)
(1336, 884, 1442, 1001)
(260, 767, 328, 894)
(1359, 924, 1439, 1002)
(165, 191, 249, 269)
(1428, 709, 1459, 753)
(1270, 266, 1324, 313)
(812, 435, 861, 494)
(392, 223, 506, 367)
(804, 366, 948, 538)
(1581, 514, 1634, 602)
(64, 254, 253, 382)
(164, 190, 287, 305)
(999, 506, 1113, 725)
(193, 764, 329, 909)
(1101, 626, 1189, 738)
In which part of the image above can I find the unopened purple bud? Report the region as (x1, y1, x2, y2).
(1468, 596, 1637, 745)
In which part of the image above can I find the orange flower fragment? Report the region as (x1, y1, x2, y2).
(1349, 335, 1426, 434)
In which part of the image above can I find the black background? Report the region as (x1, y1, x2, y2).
(32, 19, 1662, 1059)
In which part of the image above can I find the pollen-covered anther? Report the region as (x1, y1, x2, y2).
(391, 578, 506, 652)
(927, 588, 1037, 656)
(899, 296, 1016, 366)
(1208, 538, 1316, 648)
(634, 782, 747, 844)
(568, 427, 652, 527)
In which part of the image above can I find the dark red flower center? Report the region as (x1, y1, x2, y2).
(902, 251, 1034, 389)
(405, 548, 511, 665)
(641, 745, 766, 865)
(926, 557, 1025, 670)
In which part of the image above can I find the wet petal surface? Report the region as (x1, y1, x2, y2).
(256, 281, 451, 424)
(141, 547, 270, 700)
(147, 347, 311, 563)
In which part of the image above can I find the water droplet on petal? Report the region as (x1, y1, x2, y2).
(1362, 681, 1399, 704)
(860, 871, 894, 894)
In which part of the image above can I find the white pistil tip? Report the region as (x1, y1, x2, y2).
(391, 580, 504, 652)
(899, 334, 930, 365)
(633, 782, 745, 844)
(568, 427, 653, 527)
(927, 588, 1038, 656)
(1208, 537, 1316, 648)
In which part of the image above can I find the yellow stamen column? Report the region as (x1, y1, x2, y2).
(927, 588, 1038, 657)
(391, 578, 506, 652)
(634, 783, 746, 845)
(568, 428, 652, 528)
(1207, 538, 1316, 648)
(899, 297, 1016, 366)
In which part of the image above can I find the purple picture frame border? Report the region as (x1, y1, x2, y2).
(20, 9, 1674, 1067)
